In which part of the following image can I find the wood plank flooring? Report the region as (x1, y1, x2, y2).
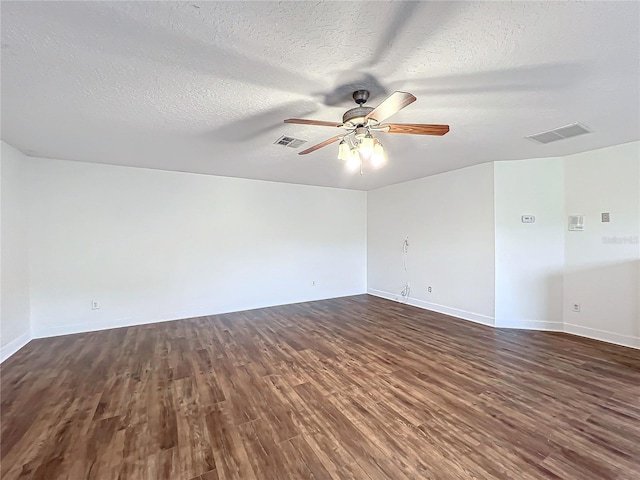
(1, 294, 639, 479)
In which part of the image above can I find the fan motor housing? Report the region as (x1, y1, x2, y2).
(342, 106, 374, 125)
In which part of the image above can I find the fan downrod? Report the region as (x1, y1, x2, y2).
(343, 90, 374, 125)
(352, 90, 370, 105)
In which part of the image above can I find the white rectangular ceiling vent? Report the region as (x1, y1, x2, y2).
(526, 123, 591, 144)
(274, 135, 307, 148)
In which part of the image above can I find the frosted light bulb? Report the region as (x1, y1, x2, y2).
(346, 149, 361, 171)
(370, 142, 386, 168)
(359, 134, 374, 158)
(337, 140, 350, 161)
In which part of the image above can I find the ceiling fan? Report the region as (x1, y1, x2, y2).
(284, 89, 449, 171)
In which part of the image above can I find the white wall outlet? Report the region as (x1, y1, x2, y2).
(601, 212, 610, 222)
(521, 215, 535, 223)
(311, 280, 315, 287)
(427, 286, 432, 293)
(91, 300, 100, 310)
(572, 303, 580, 312)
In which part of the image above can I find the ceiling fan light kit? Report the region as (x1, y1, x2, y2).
(284, 89, 449, 174)
(337, 133, 386, 175)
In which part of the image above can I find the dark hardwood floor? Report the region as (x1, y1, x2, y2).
(1, 295, 639, 479)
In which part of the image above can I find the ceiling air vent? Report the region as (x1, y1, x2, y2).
(274, 135, 307, 148)
(526, 123, 591, 144)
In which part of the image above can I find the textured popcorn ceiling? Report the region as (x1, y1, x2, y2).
(1, 1, 639, 190)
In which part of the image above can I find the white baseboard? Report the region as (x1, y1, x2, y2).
(368, 288, 495, 327)
(563, 323, 640, 350)
(495, 319, 563, 331)
(1, 330, 31, 363)
(368, 290, 640, 350)
(32, 291, 366, 339)
(14, 292, 640, 354)
(33, 315, 183, 339)
(32, 303, 253, 338)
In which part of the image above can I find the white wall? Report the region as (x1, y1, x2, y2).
(1, 141, 31, 361)
(563, 142, 640, 348)
(368, 142, 639, 349)
(2, 140, 637, 362)
(27, 157, 367, 338)
(494, 158, 565, 330)
(367, 162, 496, 325)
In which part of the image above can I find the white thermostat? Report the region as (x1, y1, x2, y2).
(521, 215, 535, 223)
(568, 215, 584, 231)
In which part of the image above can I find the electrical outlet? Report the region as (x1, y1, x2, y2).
(312, 280, 315, 287)
(428, 286, 432, 293)
(572, 303, 580, 312)
(91, 300, 100, 310)
(601, 212, 610, 222)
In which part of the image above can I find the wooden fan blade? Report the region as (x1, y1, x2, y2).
(365, 91, 416, 123)
(284, 118, 342, 127)
(298, 136, 342, 155)
(378, 123, 450, 136)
